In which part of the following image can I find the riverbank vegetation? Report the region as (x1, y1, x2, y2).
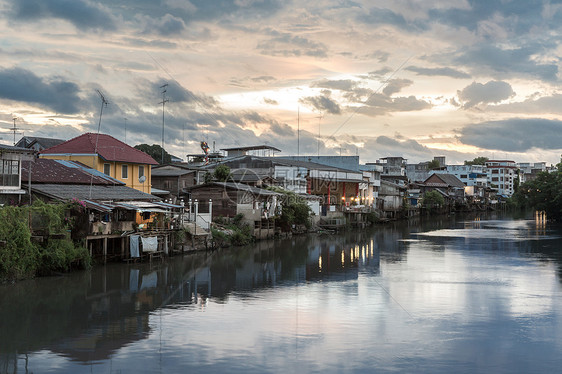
(0, 200, 91, 282)
(212, 214, 254, 247)
(512, 165, 562, 220)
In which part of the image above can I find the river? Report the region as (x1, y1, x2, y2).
(1, 212, 562, 373)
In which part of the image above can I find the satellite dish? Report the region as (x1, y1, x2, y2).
(139, 176, 146, 183)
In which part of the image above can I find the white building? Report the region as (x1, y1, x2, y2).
(485, 160, 518, 197)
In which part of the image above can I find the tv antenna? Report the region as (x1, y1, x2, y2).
(10, 116, 22, 145)
(159, 83, 169, 164)
(90, 89, 109, 199)
(315, 114, 323, 157)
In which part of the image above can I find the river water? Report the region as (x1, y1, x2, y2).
(2, 212, 562, 373)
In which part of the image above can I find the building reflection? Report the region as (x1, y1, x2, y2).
(3, 212, 562, 372)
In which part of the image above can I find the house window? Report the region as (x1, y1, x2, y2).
(103, 163, 111, 175)
(138, 165, 145, 179)
(0, 160, 19, 187)
(122, 164, 128, 179)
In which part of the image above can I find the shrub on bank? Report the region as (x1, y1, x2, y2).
(0, 201, 91, 282)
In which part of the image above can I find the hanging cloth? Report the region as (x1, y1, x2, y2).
(130, 235, 140, 258)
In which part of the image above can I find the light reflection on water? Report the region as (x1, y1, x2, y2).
(2, 213, 562, 373)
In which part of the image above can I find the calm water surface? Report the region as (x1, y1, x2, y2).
(2, 213, 562, 373)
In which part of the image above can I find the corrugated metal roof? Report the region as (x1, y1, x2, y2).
(32, 184, 159, 201)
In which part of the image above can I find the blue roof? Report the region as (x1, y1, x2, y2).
(55, 160, 123, 184)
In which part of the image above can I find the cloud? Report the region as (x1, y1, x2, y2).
(299, 93, 342, 115)
(489, 94, 562, 115)
(459, 118, 562, 152)
(359, 93, 432, 116)
(312, 79, 358, 92)
(405, 66, 471, 79)
(382, 79, 413, 96)
(457, 80, 515, 108)
(357, 7, 426, 32)
(139, 13, 187, 36)
(263, 98, 278, 105)
(0, 67, 83, 114)
(9, 0, 117, 31)
(257, 29, 328, 58)
(455, 44, 559, 82)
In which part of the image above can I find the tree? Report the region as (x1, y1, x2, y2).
(427, 159, 441, 170)
(512, 170, 562, 220)
(134, 144, 171, 164)
(213, 165, 231, 182)
(422, 190, 444, 208)
(464, 157, 489, 166)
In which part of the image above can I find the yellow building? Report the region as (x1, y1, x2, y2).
(39, 133, 159, 194)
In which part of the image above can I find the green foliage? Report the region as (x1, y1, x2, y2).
(512, 170, 562, 220)
(204, 172, 213, 184)
(427, 159, 441, 170)
(0, 201, 92, 282)
(211, 214, 254, 246)
(134, 143, 171, 164)
(464, 156, 489, 166)
(213, 165, 231, 182)
(0, 205, 39, 280)
(422, 190, 445, 208)
(266, 186, 311, 231)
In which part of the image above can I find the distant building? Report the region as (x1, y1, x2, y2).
(485, 160, 517, 197)
(221, 145, 281, 158)
(517, 162, 555, 184)
(15, 136, 65, 152)
(39, 133, 159, 194)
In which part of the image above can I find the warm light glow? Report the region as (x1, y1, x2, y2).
(318, 256, 322, 272)
(341, 251, 345, 266)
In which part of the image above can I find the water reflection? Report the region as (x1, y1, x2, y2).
(2, 212, 562, 373)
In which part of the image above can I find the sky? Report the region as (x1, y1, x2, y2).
(1, 0, 562, 165)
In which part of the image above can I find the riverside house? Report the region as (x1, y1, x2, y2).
(0, 144, 36, 205)
(39, 133, 159, 194)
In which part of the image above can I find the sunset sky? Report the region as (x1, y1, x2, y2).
(1, 0, 562, 165)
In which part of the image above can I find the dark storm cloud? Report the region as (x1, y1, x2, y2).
(455, 44, 559, 82)
(9, 0, 117, 31)
(459, 118, 562, 152)
(0, 67, 82, 114)
(457, 80, 515, 108)
(405, 66, 471, 79)
(299, 94, 342, 115)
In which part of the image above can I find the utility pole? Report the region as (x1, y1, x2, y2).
(159, 83, 169, 164)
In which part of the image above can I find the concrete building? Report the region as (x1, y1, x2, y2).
(485, 160, 518, 197)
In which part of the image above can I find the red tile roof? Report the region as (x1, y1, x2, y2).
(39, 133, 159, 165)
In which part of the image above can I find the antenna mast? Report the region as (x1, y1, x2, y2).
(11, 117, 21, 145)
(91, 90, 109, 199)
(297, 107, 300, 157)
(159, 83, 169, 164)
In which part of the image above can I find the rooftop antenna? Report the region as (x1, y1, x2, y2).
(297, 107, 300, 157)
(90, 89, 109, 199)
(124, 117, 128, 144)
(315, 114, 323, 157)
(159, 83, 169, 164)
(10, 116, 21, 145)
